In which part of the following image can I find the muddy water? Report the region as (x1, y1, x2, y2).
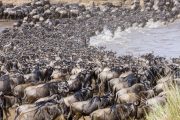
(0, 21, 14, 32)
(90, 20, 180, 58)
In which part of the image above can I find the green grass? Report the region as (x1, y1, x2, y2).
(146, 84, 180, 120)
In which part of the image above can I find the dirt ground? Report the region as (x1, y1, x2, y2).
(1, 0, 130, 6)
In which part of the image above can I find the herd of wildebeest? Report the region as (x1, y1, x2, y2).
(0, 0, 180, 120)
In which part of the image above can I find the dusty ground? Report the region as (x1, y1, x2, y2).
(1, 0, 131, 6)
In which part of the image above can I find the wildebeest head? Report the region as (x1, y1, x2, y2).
(12, 61, 19, 70)
(76, 70, 86, 81)
(82, 70, 96, 88)
(88, 96, 101, 106)
(124, 73, 140, 87)
(143, 66, 161, 88)
(0, 55, 5, 64)
(5, 61, 13, 72)
(132, 83, 145, 94)
(110, 66, 123, 74)
(0, 71, 5, 77)
(57, 81, 69, 96)
(75, 87, 93, 101)
(111, 102, 139, 120)
(44, 66, 54, 81)
(128, 102, 139, 118)
(0, 74, 10, 81)
(81, 87, 93, 100)
(100, 93, 114, 107)
(32, 64, 43, 81)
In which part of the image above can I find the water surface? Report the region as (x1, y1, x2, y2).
(90, 20, 180, 58)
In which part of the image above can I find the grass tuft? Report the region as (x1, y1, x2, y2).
(146, 83, 180, 120)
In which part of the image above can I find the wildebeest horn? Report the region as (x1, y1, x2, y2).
(64, 87, 69, 93)
(88, 86, 93, 91)
(0, 91, 3, 96)
(113, 90, 117, 104)
(134, 100, 141, 106)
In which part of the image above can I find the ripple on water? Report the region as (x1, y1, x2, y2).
(90, 20, 180, 58)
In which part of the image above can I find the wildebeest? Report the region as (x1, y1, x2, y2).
(24, 65, 43, 82)
(0, 105, 3, 120)
(51, 69, 65, 80)
(10, 73, 25, 89)
(139, 89, 155, 99)
(0, 74, 12, 95)
(0, 0, 179, 120)
(16, 100, 62, 120)
(48, 81, 69, 96)
(115, 92, 141, 104)
(67, 70, 95, 92)
(90, 102, 139, 120)
(145, 96, 166, 108)
(63, 87, 93, 107)
(0, 91, 18, 120)
(14, 83, 35, 105)
(98, 67, 123, 95)
(15, 104, 36, 120)
(109, 70, 140, 95)
(115, 83, 145, 98)
(23, 83, 50, 103)
(0, 92, 5, 120)
(42, 66, 53, 81)
(70, 93, 113, 119)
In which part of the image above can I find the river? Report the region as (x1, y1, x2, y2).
(90, 20, 180, 58)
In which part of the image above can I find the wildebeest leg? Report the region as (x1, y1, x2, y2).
(4, 108, 11, 120)
(14, 107, 20, 120)
(73, 113, 82, 120)
(0, 107, 3, 120)
(99, 80, 106, 96)
(82, 116, 85, 120)
(67, 106, 74, 120)
(17, 97, 22, 105)
(68, 12, 70, 18)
